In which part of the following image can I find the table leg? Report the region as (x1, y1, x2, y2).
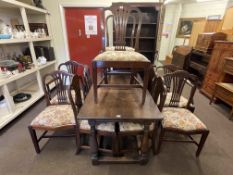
(153, 120, 162, 155)
(92, 62, 98, 103)
(112, 122, 121, 156)
(104, 68, 108, 84)
(89, 120, 99, 165)
(142, 68, 149, 105)
(230, 108, 233, 120)
(140, 123, 150, 165)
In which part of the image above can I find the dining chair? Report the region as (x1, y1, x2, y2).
(58, 60, 92, 97)
(155, 64, 181, 91)
(153, 71, 209, 157)
(99, 3, 148, 90)
(153, 64, 197, 112)
(28, 70, 115, 154)
(47, 60, 92, 105)
(28, 70, 82, 153)
(105, 3, 142, 51)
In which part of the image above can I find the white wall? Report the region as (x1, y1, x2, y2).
(175, 0, 228, 46)
(43, 0, 160, 64)
(158, 3, 181, 60)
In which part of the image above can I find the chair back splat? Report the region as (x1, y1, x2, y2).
(105, 3, 142, 51)
(58, 60, 92, 98)
(163, 70, 198, 109)
(155, 64, 181, 91)
(43, 71, 82, 108)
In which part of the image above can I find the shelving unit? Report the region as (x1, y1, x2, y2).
(0, 0, 56, 129)
(123, 3, 161, 63)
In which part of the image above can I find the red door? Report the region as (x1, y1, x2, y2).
(65, 8, 103, 69)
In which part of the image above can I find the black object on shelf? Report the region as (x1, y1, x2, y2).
(0, 95, 4, 102)
(24, 46, 55, 61)
(13, 93, 31, 103)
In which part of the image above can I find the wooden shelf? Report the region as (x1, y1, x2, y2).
(0, 37, 52, 45)
(38, 60, 56, 69)
(32, 37, 52, 42)
(0, 0, 48, 14)
(0, 82, 43, 129)
(0, 68, 37, 87)
(0, 38, 31, 44)
(216, 83, 233, 93)
(0, 61, 56, 87)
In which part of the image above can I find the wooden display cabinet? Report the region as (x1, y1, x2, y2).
(201, 41, 233, 98)
(210, 58, 233, 119)
(122, 3, 161, 63)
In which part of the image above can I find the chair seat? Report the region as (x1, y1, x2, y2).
(79, 120, 115, 132)
(162, 107, 207, 132)
(105, 46, 135, 52)
(164, 92, 188, 107)
(119, 122, 154, 132)
(30, 105, 75, 130)
(94, 50, 150, 62)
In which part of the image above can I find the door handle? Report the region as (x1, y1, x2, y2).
(78, 29, 82, 37)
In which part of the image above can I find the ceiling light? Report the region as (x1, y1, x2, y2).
(196, 0, 215, 2)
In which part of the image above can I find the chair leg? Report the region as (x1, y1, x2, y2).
(28, 126, 40, 154)
(156, 129, 165, 154)
(229, 108, 233, 120)
(196, 131, 209, 157)
(75, 127, 81, 155)
(130, 71, 136, 84)
(151, 130, 156, 155)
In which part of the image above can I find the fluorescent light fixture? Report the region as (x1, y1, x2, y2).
(196, 0, 215, 2)
(164, 0, 179, 5)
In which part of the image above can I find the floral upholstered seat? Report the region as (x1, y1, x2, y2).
(119, 122, 154, 132)
(79, 120, 115, 132)
(30, 105, 75, 129)
(164, 92, 188, 107)
(105, 46, 135, 52)
(94, 50, 150, 62)
(162, 107, 207, 132)
(30, 105, 115, 132)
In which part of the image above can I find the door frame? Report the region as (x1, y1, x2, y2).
(59, 2, 110, 60)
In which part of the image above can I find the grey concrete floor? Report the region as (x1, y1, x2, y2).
(0, 89, 233, 175)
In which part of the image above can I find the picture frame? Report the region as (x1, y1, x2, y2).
(176, 18, 204, 38)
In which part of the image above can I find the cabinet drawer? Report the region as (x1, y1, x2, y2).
(224, 60, 233, 75)
(203, 85, 214, 95)
(215, 86, 233, 104)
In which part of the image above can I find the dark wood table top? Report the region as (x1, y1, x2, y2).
(77, 76, 163, 122)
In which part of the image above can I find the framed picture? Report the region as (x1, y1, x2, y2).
(176, 18, 204, 38)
